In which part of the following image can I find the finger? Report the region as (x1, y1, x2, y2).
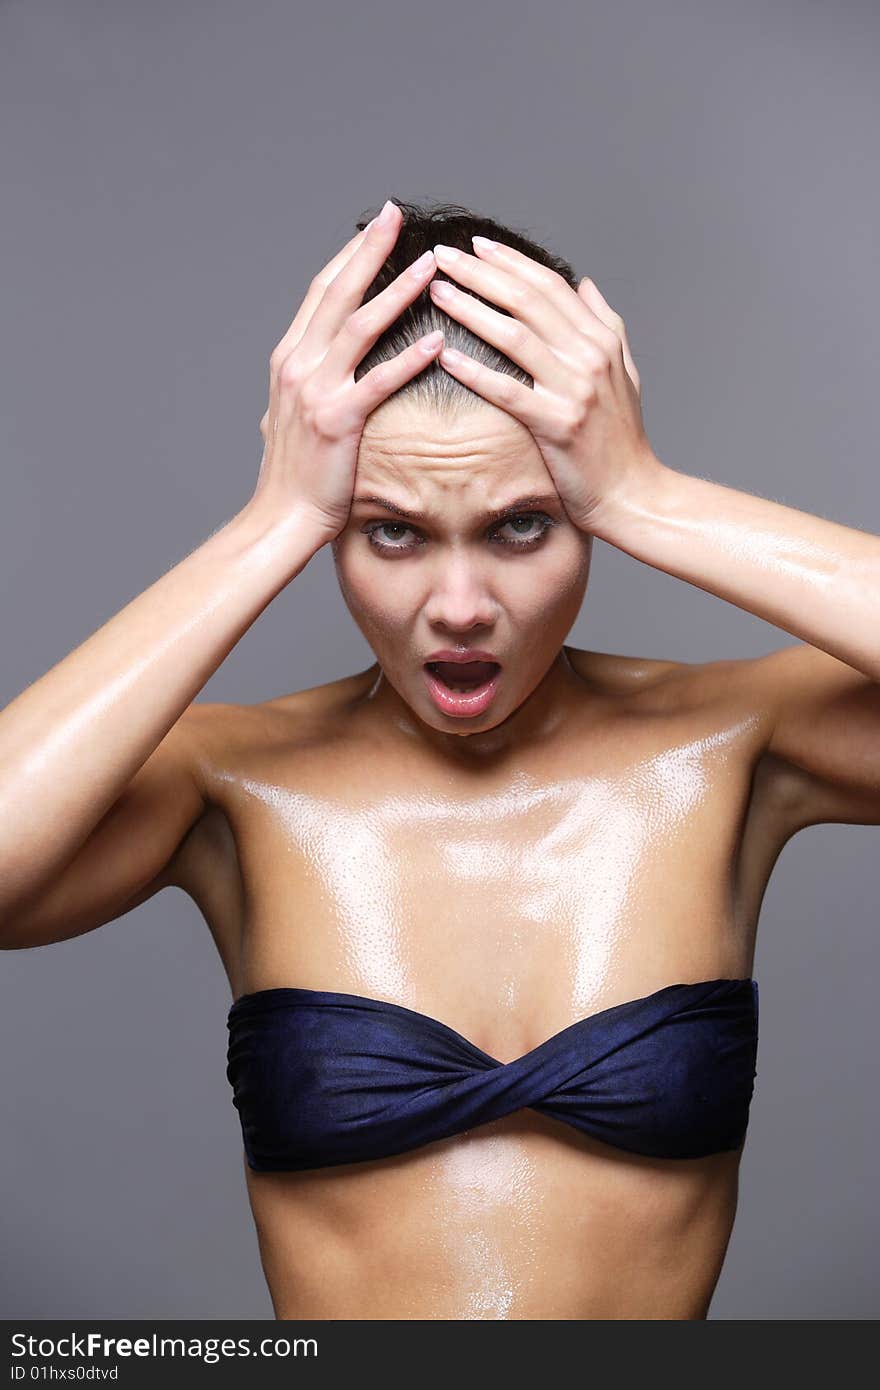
(435, 346, 551, 434)
(468, 238, 609, 347)
(271, 225, 371, 366)
(320, 249, 438, 380)
(577, 278, 641, 393)
(433, 244, 588, 358)
(428, 277, 579, 395)
(297, 200, 406, 357)
(347, 331, 445, 419)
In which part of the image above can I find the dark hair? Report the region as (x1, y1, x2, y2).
(354, 197, 580, 415)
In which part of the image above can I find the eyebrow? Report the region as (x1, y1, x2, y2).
(351, 493, 562, 526)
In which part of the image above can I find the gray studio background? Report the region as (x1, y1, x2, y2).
(1, 0, 877, 1320)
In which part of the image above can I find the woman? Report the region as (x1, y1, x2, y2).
(3, 196, 879, 1321)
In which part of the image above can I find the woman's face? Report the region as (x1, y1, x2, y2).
(331, 398, 592, 739)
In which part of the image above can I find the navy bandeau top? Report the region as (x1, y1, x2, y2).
(225, 977, 759, 1172)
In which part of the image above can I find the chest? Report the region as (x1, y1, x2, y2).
(193, 710, 769, 1045)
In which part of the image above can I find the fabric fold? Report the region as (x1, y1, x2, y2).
(225, 978, 759, 1171)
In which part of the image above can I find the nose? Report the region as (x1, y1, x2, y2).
(423, 555, 499, 632)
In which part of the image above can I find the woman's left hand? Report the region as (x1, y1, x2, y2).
(428, 239, 661, 533)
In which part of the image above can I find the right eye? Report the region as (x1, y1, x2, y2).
(362, 522, 423, 554)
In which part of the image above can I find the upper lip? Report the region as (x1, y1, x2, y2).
(425, 649, 500, 665)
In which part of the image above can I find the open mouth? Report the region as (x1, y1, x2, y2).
(424, 660, 501, 691)
(422, 660, 503, 718)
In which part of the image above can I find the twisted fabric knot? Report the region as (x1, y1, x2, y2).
(226, 977, 759, 1171)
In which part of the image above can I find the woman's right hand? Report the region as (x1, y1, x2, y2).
(251, 199, 442, 543)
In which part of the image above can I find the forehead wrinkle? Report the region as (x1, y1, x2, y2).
(358, 437, 532, 468)
(355, 406, 554, 516)
(352, 468, 556, 521)
(359, 404, 541, 467)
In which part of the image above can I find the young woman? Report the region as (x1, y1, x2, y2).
(3, 196, 878, 1321)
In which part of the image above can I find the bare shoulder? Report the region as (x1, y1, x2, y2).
(582, 643, 781, 723)
(567, 644, 749, 719)
(570, 641, 807, 793)
(162, 681, 355, 915)
(566, 645, 687, 695)
(662, 643, 844, 827)
(175, 669, 372, 791)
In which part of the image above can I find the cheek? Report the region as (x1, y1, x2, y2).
(505, 540, 591, 622)
(333, 543, 413, 635)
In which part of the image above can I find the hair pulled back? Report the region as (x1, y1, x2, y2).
(354, 197, 580, 414)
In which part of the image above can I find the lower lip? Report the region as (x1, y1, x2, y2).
(423, 665, 502, 718)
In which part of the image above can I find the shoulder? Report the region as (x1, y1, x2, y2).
(586, 646, 832, 836)
(566, 644, 753, 724)
(682, 642, 880, 830)
(161, 687, 343, 902)
(176, 670, 370, 788)
(569, 640, 794, 772)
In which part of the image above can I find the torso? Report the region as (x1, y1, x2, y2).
(170, 645, 799, 1320)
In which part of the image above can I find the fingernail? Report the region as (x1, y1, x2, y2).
(378, 199, 397, 225)
(411, 250, 435, 274)
(472, 235, 498, 252)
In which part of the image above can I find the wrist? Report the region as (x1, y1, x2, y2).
(222, 500, 334, 573)
(586, 452, 677, 548)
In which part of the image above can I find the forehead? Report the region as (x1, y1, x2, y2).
(356, 399, 550, 500)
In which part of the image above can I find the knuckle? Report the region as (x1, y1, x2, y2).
(495, 372, 520, 406)
(367, 360, 393, 393)
(589, 340, 614, 373)
(561, 400, 585, 439)
(575, 342, 598, 373)
(565, 388, 594, 432)
(508, 280, 533, 311)
(279, 354, 307, 390)
(344, 307, 374, 339)
(503, 318, 530, 351)
(318, 275, 346, 313)
(538, 266, 564, 294)
(312, 393, 348, 441)
(578, 341, 605, 375)
(592, 326, 618, 361)
(298, 377, 321, 413)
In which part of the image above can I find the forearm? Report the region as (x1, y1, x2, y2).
(0, 502, 323, 900)
(591, 458, 880, 681)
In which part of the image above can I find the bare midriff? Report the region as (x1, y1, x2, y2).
(177, 647, 787, 1320)
(243, 1119, 742, 1319)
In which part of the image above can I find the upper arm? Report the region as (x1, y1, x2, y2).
(748, 642, 880, 830)
(1, 704, 215, 950)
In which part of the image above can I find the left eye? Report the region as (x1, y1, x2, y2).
(363, 513, 555, 554)
(494, 514, 551, 544)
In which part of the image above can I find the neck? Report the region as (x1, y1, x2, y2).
(355, 646, 588, 766)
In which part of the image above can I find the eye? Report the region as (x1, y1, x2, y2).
(362, 513, 557, 556)
(363, 521, 423, 553)
(491, 514, 556, 547)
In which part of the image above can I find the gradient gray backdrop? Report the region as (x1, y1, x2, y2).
(1, 0, 877, 1320)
